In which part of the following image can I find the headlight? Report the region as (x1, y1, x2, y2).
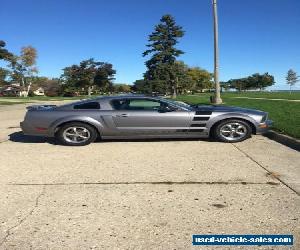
(261, 114, 268, 123)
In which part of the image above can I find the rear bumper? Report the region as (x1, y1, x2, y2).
(256, 120, 273, 134)
(20, 121, 49, 136)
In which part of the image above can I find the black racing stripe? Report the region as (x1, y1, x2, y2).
(195, 111, 212, 115)
(193, 116, 210, 121)
(190, 124, 206, 127)
(188, 129, 204, 132)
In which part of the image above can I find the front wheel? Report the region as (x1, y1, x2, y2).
(213, 119, 252, 143)
(56, 122, 98, 146)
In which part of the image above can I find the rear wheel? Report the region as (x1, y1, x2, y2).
(213, 119, 252, 143)
(56, 122, 98, 146)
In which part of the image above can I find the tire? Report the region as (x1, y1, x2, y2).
(56, 122, 98, 146)
(213, 119, 252, 143)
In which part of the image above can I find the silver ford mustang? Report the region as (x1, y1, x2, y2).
(20, 95, 272, 146)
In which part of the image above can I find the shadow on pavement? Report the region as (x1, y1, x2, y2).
(99, 137, 212, 143)
(9, 131, 56, 144)
(8, 131, 212, 145)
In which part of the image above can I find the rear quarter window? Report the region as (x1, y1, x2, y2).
(73, 102, 100, 110)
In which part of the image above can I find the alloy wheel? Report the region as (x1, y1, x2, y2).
(219, 122, 247, 141)
(62, 126, 91, 144)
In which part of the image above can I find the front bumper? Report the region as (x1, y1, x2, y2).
(256, 120, 273, 134)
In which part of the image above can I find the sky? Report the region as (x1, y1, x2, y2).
(1, 0, 300, 90)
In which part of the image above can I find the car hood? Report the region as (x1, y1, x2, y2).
(192, 105, 266, 115)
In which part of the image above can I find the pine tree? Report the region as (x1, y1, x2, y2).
(143, 15, 184, 97)
(0, 40, 14, 61)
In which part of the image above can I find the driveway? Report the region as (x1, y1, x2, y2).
(0, 102, 299, 249)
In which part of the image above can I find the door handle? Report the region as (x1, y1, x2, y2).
(116, 114, 128, 117)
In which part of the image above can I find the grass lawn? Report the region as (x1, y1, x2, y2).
(219, 91, 300, 100)
(176, 93, 300, 139)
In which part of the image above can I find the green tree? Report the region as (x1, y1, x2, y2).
(224, 73, 275, 92)
(10, 46, 38, 97)
(61, 58, 116, 96)
(132, 79, 152, 93)
(0, 40, 13, 61)
(170, 61, 193, 94)
(143, 14, 184, 97)
(42, 79, 62, 97)
(26, 76, 62, 96)
(0, 41, 14, 86)
(113, 83, 131, 93)
(286, 69, 299, 94)
(0, 67, 10, 86)
(187, 67, 213, 92)
(94, 62, 116, 93)
(225, 78, 248, 92)
(220, 81, 230, 92)
(248, 73, 275, 90)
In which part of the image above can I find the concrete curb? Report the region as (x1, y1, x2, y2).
(264, 130, 300, 152)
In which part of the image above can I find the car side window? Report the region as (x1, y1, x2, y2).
(73, 102, 100, 110)
(111, 99, 162, 111)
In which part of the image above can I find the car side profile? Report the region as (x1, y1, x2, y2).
(20, 95, 272, 146)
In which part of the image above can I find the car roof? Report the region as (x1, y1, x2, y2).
(98, 94, 161, 100)
(56, 95, 164, 110)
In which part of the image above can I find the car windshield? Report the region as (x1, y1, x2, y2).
(163, 99, 193, 110)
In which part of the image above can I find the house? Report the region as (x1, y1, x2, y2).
(0, 85, 21, 97)
(33, 87, 45, 96)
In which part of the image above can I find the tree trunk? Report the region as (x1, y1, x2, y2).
(171, 79, 177, 99)
(290, 85, 292, 94)
(172, 87, 177, 99)
(88, 86, 92, 96)
(19, 78, 26, 97)
(25, 82, 32, 97)
(21, 77, 25, 88)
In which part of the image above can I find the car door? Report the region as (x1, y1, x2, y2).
(110, 98, 192, 135)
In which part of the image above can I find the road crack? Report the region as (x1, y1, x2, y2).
(0, 186, 46, 247)
(231, 143, 299, 196)
(7, 181, 279, 186)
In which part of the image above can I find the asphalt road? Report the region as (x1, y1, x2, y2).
(0, 103, 299, 250)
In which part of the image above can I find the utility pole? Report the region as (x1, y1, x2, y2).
(212, 0, 222, 104)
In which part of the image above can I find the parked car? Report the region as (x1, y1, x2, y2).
(20, 95, 272, 146)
